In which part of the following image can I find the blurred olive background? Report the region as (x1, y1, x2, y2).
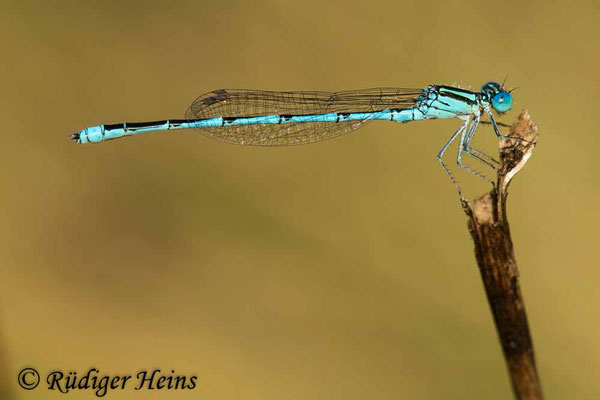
(1, 0, 599, 399)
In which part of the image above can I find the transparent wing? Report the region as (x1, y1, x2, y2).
(185, 88, 423, 146)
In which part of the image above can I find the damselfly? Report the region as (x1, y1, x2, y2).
(72, 81, 518, 195)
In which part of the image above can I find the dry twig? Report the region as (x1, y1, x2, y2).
(462, 110, 543, 400)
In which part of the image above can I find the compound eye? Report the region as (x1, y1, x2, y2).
(492, 92, 513, 113)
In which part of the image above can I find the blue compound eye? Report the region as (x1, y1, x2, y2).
(492, 91, 513, 113)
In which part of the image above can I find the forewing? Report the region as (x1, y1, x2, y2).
(185, 88, 423, 146)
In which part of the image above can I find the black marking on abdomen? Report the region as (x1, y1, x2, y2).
(222, 117, 237, 126)
(104, 123, 123, 131)
(126, 120, 168, 129)
(281, 115, 294, 122)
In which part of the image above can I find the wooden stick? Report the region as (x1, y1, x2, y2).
(462, 110, 543, 400)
